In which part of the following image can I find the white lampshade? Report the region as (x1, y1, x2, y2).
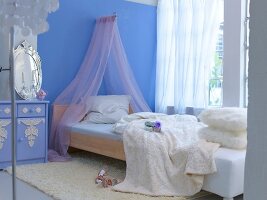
(0, 0, 59, 35)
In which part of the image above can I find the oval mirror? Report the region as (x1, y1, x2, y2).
(14, 40, 42, 100)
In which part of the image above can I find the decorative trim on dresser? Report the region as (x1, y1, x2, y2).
(18, 118, 45, 147)
(0, 119, 11, 150)
(0, 100, 49, 169)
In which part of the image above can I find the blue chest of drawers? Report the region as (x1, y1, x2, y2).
(0, 100, 49, 169)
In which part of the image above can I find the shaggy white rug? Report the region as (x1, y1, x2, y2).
(7, 152, 211, 200)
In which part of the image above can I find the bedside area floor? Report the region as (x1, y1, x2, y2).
(0, 171, 243, 200)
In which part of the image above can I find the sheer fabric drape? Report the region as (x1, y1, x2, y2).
(49, 16, 151, 161)
(156, 0, 220, 113)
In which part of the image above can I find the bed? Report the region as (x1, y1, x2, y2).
(52, 104, 126, 160)
(52, 104, 246, 200)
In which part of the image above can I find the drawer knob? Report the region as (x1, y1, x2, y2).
(22, 107, 28, 113)
(18, 137, 24, 142)
(4, 108, 10, 114)
(35, 107, 42, 113)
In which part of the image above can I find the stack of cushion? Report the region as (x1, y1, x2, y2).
(82, 95, 131, 124)
(198, 107, 247, 149)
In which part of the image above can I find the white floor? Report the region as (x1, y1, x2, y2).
(0, 171, 52, 200)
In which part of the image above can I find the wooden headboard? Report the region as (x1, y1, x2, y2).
(51, 104, 68, 129)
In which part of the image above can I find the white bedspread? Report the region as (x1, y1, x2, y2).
(113, 113, 220, 196)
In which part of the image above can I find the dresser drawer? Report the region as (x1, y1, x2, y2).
(17, 118, 46, 161)
(17, 103, 46, 117)
(0, 104, 11, 118)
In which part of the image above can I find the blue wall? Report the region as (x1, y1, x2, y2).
(38, 0, 157, 110)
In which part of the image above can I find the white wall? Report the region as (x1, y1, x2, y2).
(223, 0, 246, 107)
(0, 29, 36, 100)
(244, 0, 267, 199)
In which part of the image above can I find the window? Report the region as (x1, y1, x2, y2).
(209, 0, 248, 108)
(156, 0, 247, 112)
(208, 0, 224, 107)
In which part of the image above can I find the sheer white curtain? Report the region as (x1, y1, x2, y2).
(156, 0, 220, 113)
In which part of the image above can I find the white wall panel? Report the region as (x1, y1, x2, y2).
(244, 0, 267, 199)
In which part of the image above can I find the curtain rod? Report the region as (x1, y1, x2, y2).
(98, 12, 117, 19)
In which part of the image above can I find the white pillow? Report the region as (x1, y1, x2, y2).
(198, 127, 247, 149)
(83, 95, 131, 124)
(83, 110, 128, 124)
(198, 107, 247, 132)
(87, 95, 131, 114)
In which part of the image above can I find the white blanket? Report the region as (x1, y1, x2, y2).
(113, 113, 220, 196)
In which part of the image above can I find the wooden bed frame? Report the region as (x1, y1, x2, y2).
(52, 104, 126, 161)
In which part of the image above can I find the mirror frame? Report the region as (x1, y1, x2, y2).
(14, 40, 42, 100)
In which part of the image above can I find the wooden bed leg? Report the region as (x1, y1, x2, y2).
(223, 198, 234, 200)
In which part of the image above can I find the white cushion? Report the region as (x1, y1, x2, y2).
(198, 107, 247, 132)
(83, 110, 128, 124)
(198, 127, 247, 149)
(83, 95, 131, 124)
(203, 148, 246, 198)
(88, 95, 131, 114)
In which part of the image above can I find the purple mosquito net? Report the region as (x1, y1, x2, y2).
(48, 16, 151, 161)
